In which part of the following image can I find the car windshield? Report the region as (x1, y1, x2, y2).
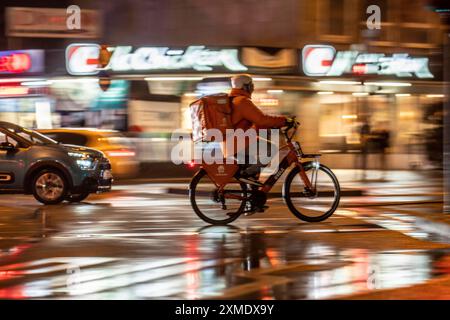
(9, 127, 58, 145)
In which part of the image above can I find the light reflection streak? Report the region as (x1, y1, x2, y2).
(306, 249, 432, 299)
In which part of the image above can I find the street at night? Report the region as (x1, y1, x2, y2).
(0, 170, 448, 300)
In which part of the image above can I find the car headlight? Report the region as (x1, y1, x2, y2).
(68, 152, 95, 169)
(75, 159, 94, 169)
(68, 152, 85, 158)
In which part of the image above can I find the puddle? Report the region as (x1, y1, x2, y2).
(0, 228, 448, 299)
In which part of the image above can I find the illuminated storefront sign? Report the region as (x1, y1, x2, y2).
(109, 46, 248, 72)
(0, 86, 29, 96)
(66, 44, 248, 75)
(66, 43, 434, 79)
(302, 45, 336, 76)
(302, 45, 434, 78)
(0, 50, 44, 75)
(6, 7, 100, 39)
(66, 43, 101, 75)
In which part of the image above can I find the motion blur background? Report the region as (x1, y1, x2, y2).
(0, 0, 447, 178)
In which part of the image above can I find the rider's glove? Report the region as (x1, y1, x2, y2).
(285, 117, 296, 127)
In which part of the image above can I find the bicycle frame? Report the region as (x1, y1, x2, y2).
(261, 142, 313, 193)
(199, 126, 319, 202)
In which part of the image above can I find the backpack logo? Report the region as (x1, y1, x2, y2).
(217, 165, 225, 175)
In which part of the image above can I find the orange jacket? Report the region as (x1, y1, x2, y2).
(229, 88, 286, 130)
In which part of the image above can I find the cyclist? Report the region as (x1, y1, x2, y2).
(228, 74, 294, 178)
(230, 74, 287, 131)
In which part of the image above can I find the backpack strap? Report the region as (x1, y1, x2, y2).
(228, 95, 235, 114)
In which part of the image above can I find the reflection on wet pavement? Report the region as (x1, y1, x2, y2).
(0, 192, 448, 299)
(0, 237, 446, 299)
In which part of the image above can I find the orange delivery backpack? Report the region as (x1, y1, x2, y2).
(189, 93, 234, 143)
(189, 93, 240, 184)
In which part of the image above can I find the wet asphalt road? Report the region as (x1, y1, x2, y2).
(0, 183, 449, 300)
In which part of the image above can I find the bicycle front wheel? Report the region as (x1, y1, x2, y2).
(283, 162, 340, 222)
(189, 169, 247, 225)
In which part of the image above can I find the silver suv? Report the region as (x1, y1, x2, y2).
(0, 121, 112, 204)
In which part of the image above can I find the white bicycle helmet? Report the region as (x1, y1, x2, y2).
(231, 74, 253, 89)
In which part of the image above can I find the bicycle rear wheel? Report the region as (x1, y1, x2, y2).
(283, 162, 340, 222)
(189, 169, 247, 225)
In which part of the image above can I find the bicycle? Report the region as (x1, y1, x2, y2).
(189, 120, 341, 225)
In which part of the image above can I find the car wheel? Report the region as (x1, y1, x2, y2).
(32, 169, 68, 205)
(66, 191, 90, 203)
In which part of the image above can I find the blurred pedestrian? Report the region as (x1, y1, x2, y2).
(373, 121, 390, 179)
(359, 116, 371, 180)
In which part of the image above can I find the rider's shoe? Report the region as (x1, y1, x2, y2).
(244, 207, 267, 216)
(244, 203, 268, 216)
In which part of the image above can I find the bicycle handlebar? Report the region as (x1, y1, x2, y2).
(282, 117, 300, 141)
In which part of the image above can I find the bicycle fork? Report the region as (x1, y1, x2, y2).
(296, 158, 319, 195)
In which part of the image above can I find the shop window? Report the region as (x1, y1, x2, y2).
(398, 0, 437, 46)
(360, 0, 393, 42)
(399, 0, 430, 24)
(328, 0, 345, 35)
(318, 95, 357, 153)
(361, 0, 441, 47)
(401, 28, 429, 44)
(361, 0, 389, 23)
(317, 0, 354, 41)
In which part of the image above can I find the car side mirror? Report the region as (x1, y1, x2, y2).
(0, 142, 16, 151)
